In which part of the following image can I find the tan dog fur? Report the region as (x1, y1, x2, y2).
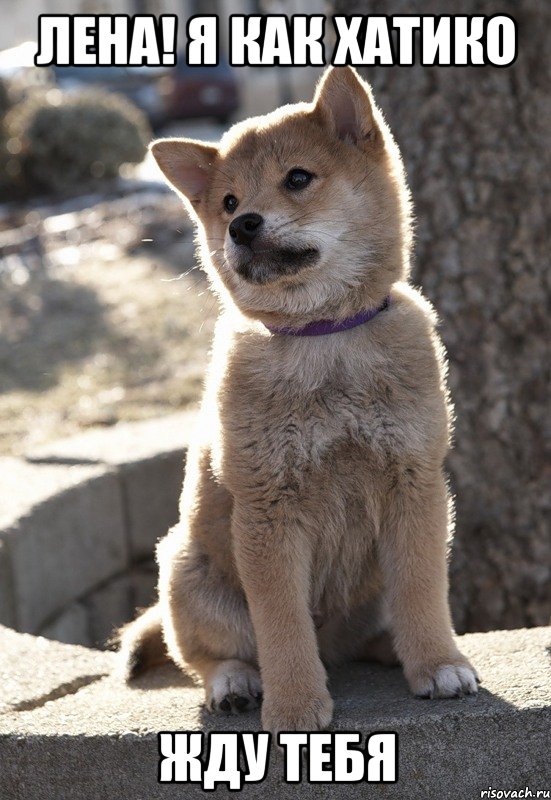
(119, 66, 478, 733)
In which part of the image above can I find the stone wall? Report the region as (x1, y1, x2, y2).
(0, 413, 192, 645)
(38, 561, 157, 648)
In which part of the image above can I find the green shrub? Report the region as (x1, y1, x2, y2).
(6, 88, 151, 196)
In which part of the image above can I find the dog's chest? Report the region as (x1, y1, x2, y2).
(227, 360, 417, 498)
(240, 376, 391, 608)
(220, 338, 430, 611)
(268, 367, 411, 462)
(300, 379, 405, 465)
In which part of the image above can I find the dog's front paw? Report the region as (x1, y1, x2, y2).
(262, 687, 333, 735)
(406, 656, 479, 699)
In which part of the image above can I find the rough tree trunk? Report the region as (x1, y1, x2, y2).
(330, 0, 550, 632)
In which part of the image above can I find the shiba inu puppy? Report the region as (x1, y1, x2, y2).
(119, 66, 478, 734)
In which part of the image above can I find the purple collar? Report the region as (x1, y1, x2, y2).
(265, 296, 390, 337)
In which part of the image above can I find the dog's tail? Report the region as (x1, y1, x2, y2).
(116, 604, 172, 681)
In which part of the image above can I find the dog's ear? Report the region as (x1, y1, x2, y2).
(312, 66, 379, 145)
(150, 138, 218, 208)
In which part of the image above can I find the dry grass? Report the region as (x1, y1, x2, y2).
(0, 190, 219, 455)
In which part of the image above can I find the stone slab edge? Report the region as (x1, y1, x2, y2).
(0, 626, 549, 800)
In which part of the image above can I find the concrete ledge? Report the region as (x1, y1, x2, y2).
(26, 411, 194, 559)
(0, 413, 193, 643)
(0, 457, 127, 632)
(28, 411, 196, 559)
(0, 626, 549, 799)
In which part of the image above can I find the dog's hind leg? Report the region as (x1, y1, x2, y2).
(157, 526, 262, 713)
(117, 572, 261, 715)
(120, 441, 262, 713)
(156, 444, 262, 714)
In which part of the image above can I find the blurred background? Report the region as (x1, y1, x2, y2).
(0, 0, 548, 640)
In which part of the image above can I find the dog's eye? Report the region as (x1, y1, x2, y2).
(223, 194, 239, 213)
(285, 169, 313, 191)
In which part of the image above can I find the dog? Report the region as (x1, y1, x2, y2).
(119, 66, 478, 734)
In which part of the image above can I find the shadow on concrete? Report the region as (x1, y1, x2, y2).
(126, 662, 197, 693)
(125, 657, 520, 734)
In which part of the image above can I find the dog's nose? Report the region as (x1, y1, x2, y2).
(229, 213, 263, 246)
